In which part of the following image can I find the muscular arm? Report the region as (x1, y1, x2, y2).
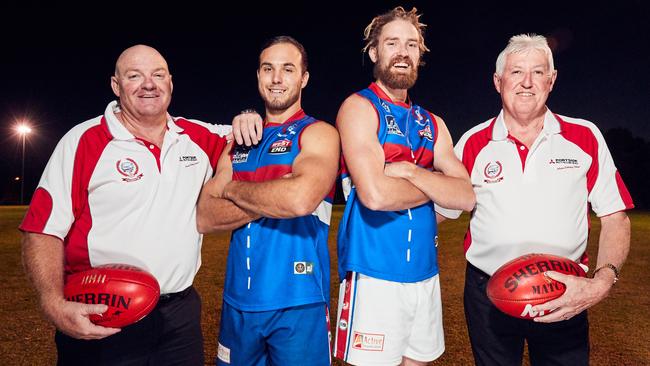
(337, 94, 428, 211)
(384, 116, 475, 211)
(196, 142, 261, 233)
(533, 211, 631, 323)
(22, 232, 119, 339)
(223, 122, 339, 218)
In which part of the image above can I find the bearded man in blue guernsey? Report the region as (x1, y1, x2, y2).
(197, 36, 339, 365)
(333, 7, 475, 366)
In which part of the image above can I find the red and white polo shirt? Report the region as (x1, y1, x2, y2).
(440, 109, 633, 275)
(20, 101, 230, 293)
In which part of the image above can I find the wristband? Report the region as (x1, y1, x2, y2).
(592, 263, 619, 284)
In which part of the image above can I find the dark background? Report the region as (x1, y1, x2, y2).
(2, 1, 649, 206)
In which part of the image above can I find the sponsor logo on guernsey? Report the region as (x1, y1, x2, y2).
(116, 158, 143, 182)
(217, 342, 231, 364)
(549, 158, 580, 170)
(352, 332, 385, 351)
(380, 100, 391, 113)
(418, 124, 433, 141)
(385, 115, 404, 136)
(483, 161, 503, 184)
(294, 261, 313, 274)
(413, 108, 428, 126)
(269, 139, 292, 154)
(232, 148, 250, 164)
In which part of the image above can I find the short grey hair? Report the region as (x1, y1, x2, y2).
(495, 34, 555, 76)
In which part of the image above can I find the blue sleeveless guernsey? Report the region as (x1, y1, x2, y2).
(337, 83, 439, 283)
(224, 110, 333, 311)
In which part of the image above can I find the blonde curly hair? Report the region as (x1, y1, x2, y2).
(362, 6, 430, 56)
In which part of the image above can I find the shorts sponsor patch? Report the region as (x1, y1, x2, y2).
(294, 261, 313, 274)
(217, 342, 230, 363)
(352, 331, 385, 351)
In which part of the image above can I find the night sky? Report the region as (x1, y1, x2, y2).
(2, 1, 649, 204)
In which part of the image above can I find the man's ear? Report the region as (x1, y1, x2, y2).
(493, 73, 502, 94)
(111, 76, 120, 97)
(369, 46, 378, 63)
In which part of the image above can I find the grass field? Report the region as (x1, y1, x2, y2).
(1, 206, 649, 365)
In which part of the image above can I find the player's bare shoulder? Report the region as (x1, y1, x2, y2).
(301, 120, 340, 148)
(337, 93, 376, 128)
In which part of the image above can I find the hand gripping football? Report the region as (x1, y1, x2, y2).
(64, 264, 160, 327)
(486, 253, 586, 319)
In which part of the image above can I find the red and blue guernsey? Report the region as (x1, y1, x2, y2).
(224, 110, 334, 311)
(338, 83, 440, 283)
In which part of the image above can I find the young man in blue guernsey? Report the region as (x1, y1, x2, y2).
(333, 7, 476, 366)
(197, 36, 339, 365)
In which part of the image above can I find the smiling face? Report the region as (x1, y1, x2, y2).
(370, 19, 421, 90)
(257, 42, 309, 114)
(111, 45, 173, 123)
(494, 48, 557, 120)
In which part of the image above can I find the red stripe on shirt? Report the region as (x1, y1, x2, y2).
(19, 187, 53, 233)
(176, 118, 228, 170)
(65, 118, 113, 274)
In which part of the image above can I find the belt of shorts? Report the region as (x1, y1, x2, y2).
(159, 286, 193, 303)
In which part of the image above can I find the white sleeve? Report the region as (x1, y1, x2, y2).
(20, 129, 79, 240)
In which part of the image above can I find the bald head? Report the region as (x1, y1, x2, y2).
(114, 45, 169, 76)
(110, 44, 173, 124)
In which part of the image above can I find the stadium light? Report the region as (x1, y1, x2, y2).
(15, 122, 32, 205)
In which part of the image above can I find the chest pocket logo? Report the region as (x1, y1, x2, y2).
(116, 158, 143, 182)
(483, 161, 504, 184)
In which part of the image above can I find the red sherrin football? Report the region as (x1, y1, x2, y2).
(64, 264, 160, 328)
(486, 253, 586, 319)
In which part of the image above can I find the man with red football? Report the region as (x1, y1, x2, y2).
(19, 44, 261, 365)
(439, 34, 633, 365)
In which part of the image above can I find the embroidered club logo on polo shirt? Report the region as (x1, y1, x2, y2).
(116, 158, 143, 182)
(483, 161, 503, 184)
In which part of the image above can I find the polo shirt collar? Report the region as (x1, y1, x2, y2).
(104, 100, 180, 140)
(491, 107, 562, 141)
